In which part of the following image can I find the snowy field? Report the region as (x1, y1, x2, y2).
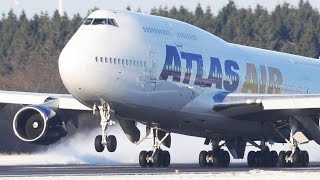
(3, 170, 320, 180)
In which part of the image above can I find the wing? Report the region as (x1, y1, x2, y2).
(0, 90, 91, 111)
(211, 92, 320, 145)
(213, 93, 320, 120)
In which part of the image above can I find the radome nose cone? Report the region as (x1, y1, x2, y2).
(58, 46, 85, 92)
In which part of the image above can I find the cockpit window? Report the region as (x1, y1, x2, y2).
(84, 18, 119, 27)
(83, 18, 93, 25)
(92, 18, 107, 25)
(108, 19, 118, 27)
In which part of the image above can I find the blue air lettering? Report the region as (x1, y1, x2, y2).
(159, 45, 240, 92)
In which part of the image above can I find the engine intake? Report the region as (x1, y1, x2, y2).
(13, 105, 67, 145)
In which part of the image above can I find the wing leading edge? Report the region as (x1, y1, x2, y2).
(0, 90, 91, 111)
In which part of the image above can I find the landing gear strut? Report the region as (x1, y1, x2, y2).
(199, 139, 230, 168)
(139, 128, 171, 168)
(94, 101, 117, 153)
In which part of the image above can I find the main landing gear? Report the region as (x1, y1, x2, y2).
(247, 118, 310, 168)
(275, 118, 309, 167)
(247, 145, 309, 168)
(278, 149, 309, 167)
(199, 139, 230, 168)
(139, 128, 171, 168)
(247, 142, 278, 167)
(94, 101, 117, 153)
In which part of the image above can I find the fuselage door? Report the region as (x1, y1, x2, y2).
(149, 50, 158, 82)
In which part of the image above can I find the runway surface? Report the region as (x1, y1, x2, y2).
(1, 162, 320, 177)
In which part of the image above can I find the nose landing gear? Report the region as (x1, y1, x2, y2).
(93, 101, 117, 153)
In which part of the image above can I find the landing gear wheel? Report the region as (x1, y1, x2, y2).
(153, 150, 162, 167)
(213, 150, 222, 167)
(247, 151, 256, 167)
(106, 135, 117, 152)
(208, 151, 214, 167)
(292, 151, 302, 167)
(301, 151, 309, 167)
(221, 150, 230, 168)
(262, 150, 271, 167)
(94, 135, 104, 152)
(162, 151, 170, 167)
(139, 151, 148, 167)
(255, 151, 262, 167)
(270, 151, 278, 167)
(278, 151, 286, 167)
(199, 151, 208, 167)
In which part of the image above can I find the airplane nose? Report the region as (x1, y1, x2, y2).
(58, 43, 86, 95)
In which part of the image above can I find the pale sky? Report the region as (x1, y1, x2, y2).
(1, 0, 320, 17)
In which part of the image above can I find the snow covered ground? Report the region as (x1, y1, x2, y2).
(1, 124, 320, 165)
(3, 170, 320, 180)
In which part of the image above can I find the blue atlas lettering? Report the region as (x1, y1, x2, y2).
(159, 45, 240, 92)
(180, 51, 203, 84)
(159, 45, 181, 82)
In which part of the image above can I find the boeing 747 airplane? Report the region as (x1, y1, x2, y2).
(3, 10, 320, 168)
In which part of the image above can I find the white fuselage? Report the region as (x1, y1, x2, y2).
(58, 10, 320, 139)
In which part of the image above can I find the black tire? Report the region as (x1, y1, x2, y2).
(278, 151, 286, 167)
(94, 135, 104, 152)
(222, 150, 230, 168)
(255, 151, 262, 167)
(270, 151, 278, 167)
(247, 151, 256, 167)
(139, 151, 148, 168)
(147, 151, 154, 167)
(292, 151, 302, 167)
(215, 150, 224, 167)
(207, 151, 214, 167)
(301, 151, 309, 167)
(153, 150, 161, 167)
(262, 150, 271, 167)
(199, 151, 208, 167)
(106, 135, 117, 152)
(162, 151, 171, 167)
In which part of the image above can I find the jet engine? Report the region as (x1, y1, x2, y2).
(13, 105, 67, 145)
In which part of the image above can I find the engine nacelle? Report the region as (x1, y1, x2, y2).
(13, 105, 67, 145)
